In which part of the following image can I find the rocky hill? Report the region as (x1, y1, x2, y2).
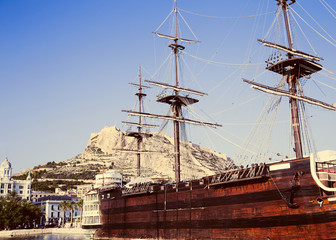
(16, 126, 231, 183)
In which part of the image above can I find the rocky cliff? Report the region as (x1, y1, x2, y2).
(18, 126, 231, 182)
(78, 125, 230, 181)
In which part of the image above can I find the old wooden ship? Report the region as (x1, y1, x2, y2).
(96, 0, 336, 239)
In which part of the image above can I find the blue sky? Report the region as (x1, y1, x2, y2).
(0, 0, 335, 173)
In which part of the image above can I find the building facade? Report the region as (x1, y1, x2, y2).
(34, 195, 80, 226)
(0, 157, 32, 200)
(82, 170, 122, 229)
(82, 189, 101, 228)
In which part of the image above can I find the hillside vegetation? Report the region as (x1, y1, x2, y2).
(13, 126, 231, 191)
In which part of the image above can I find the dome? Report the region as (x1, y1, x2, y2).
(1, 157, 11, 168)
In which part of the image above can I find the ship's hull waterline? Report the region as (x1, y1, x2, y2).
(95, 157, 336, 239)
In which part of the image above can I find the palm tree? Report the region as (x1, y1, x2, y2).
(58, 201, 68, 227)
(68, 201, 76, 226)
(76, 199, 84, 225)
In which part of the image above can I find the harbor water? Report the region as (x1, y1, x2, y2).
(0, 235, 87, 240)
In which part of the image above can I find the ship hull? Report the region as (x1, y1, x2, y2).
(96, 157, 336, 239)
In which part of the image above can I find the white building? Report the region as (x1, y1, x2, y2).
(94, 170, 122, 188)
(76, 184, 94, 199)
(82, 170, 122, 228)
(34, 195, 80, 226)
(82, 189, 101, 228)
(0, 157, 32, 200)
(31, 191, 60, 203)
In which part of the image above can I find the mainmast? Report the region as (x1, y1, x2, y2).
(155, 0, 221, 183)
(125, 0, 221, 183)
(172, 0, 181, 183)
(245, 0, 336, 159)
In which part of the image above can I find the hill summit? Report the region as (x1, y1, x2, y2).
(18, 126, 231, 182)
(79, 125, 230, 180)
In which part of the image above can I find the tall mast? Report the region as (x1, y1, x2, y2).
(121, 66, 157, 177)
(279, 0, 303, 159)
(245, 0, 334, 159)
(126, 0, 221, 183)
(137, 65, 143, 177)
(173, 0, 181, 183)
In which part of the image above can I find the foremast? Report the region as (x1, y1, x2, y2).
(245, 0, 336, 159)
(125, 0, 221, 183)
(121, 65, 157, 177)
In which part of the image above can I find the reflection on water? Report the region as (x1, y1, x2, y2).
(0, 235, 86, 240)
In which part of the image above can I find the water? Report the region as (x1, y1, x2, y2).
(0, 235, 86, 240)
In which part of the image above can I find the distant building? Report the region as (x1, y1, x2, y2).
(94, 170, 122, 188)
(82, 189, 101, 228)
(0, 157, 32, 200)
(31, 191, 58, 203)
(34, 195, 80, 226)
(82, 170, 122, 229)
(77, 184, 94, 199)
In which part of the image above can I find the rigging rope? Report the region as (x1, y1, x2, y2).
(177, 11, 199, 42)
(296, 1, 336, 47)
(183, 104, 258, 155)
(319, 0, 336, 19)
(149, 52, 173, 82)
(179, 54, 205, 93)
(290, 8, 319, 57)
(179, 8, 275, 19)
(289, 6, 336, 48)
(211, 95, 260, 116)
(183, 51, 264, 69)
(154, 9, 174, 33)
(318, 70, 336, 80)
(263, 6, 282, 40)
(215, 119, 289, 126)
(310, 77, 336, 91)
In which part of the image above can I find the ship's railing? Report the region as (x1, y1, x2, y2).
(207, 163, 268, 187)
(122, 182, 153, 196)
(316, 162, 336, 181)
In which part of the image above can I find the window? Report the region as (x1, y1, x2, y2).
(20, 190, 23, 194)
(1, 184, 4, 188)
(51, 205, 54, 210)
(19, 186, 24, 189)
(0, 190, 3, 194)
(8, 184, 11, 188)
(8, 190, 11, 193)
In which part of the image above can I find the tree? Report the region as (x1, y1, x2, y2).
(76, 199, 84, 225)
(0, 192, 43, 230)
(58, 200, 68, 227)
(68, 201, 76, 226)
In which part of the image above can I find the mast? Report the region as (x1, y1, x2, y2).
(121, 65, 157, 177)
(126, 0, 221, 183)
(136, 65, 143, 177)
(173, 0, 181, 183)
(279, 0, 303, 159)
(245, 0, 336, 159)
